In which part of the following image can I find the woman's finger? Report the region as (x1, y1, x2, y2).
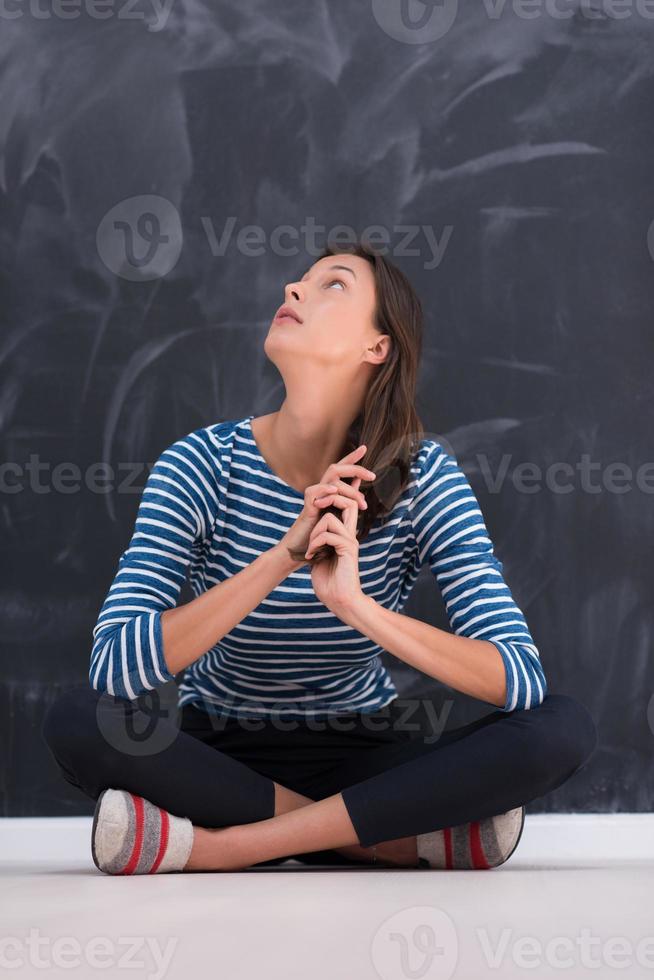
(322, 477, 367, 509)
(306, 529, 357, 558)
(342, 496, 358, 535)
(325, 462, 376, 484)
(306, 483, 339, 510)
(309, 509, 358, 543)
(336, 443, 367, 465)
(315, 491, 364, 513)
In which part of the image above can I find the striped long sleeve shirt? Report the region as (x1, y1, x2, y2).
(89, 414, 547, 718)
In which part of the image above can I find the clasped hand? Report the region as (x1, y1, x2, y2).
(305, 475, 365, 614)
(278, 443, 375, 616)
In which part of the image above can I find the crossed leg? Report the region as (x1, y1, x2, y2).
(186, 693, 598, 870)
(187, 782, 420, 870)
(41, 685, 426, 869)
(41, 687, 597, 872)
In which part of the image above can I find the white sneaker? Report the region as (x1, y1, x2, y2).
(416, 805, 525, 869)
(91, 788, 194, 875)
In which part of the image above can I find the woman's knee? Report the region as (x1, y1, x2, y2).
(530, 693, 598, 775)
(41, 685, 102, 756)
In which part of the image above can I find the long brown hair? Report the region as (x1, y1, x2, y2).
(286, 239, 425, 567)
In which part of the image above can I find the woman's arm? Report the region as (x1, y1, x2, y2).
(337, 440, 547, 713)
(333, 595, 509, 709)
(89, 428, 297, 700)
(160, 544, 296, 677)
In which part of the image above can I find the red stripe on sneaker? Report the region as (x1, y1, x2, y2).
(120, 794, 145, 875)
(443, 826, 453, 869)
(150, 807, 169, 874)
(469, 821, 491, 870)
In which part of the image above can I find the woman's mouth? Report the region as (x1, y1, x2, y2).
(274, 304, 303, 324)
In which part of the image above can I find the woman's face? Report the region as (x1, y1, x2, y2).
(264, 254, 382, 369)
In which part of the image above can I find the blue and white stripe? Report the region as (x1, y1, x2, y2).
(410, 442, 547, 712)
(89, 429, 222, 701)
(90, 415, 547, 716)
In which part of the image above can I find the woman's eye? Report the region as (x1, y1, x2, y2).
(326, 278, 345, 290)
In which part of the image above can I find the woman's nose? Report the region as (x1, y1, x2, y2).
(286, 283, 302, 302)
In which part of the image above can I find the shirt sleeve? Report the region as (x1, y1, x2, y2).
(89, 427, 222, 700)
(410, 440, 547, 712)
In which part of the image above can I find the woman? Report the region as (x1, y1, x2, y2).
(41, 241, 598, 875)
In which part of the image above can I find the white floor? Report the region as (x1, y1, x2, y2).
(1, 815, 653, 980)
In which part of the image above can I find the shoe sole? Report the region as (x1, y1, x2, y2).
(91, 787, 110, 873)
(499, 805, 525, 867)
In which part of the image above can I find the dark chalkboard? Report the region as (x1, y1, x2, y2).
(2, 2, 652, 817)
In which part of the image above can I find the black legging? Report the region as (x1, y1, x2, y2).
(41, 685, 598, 863)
